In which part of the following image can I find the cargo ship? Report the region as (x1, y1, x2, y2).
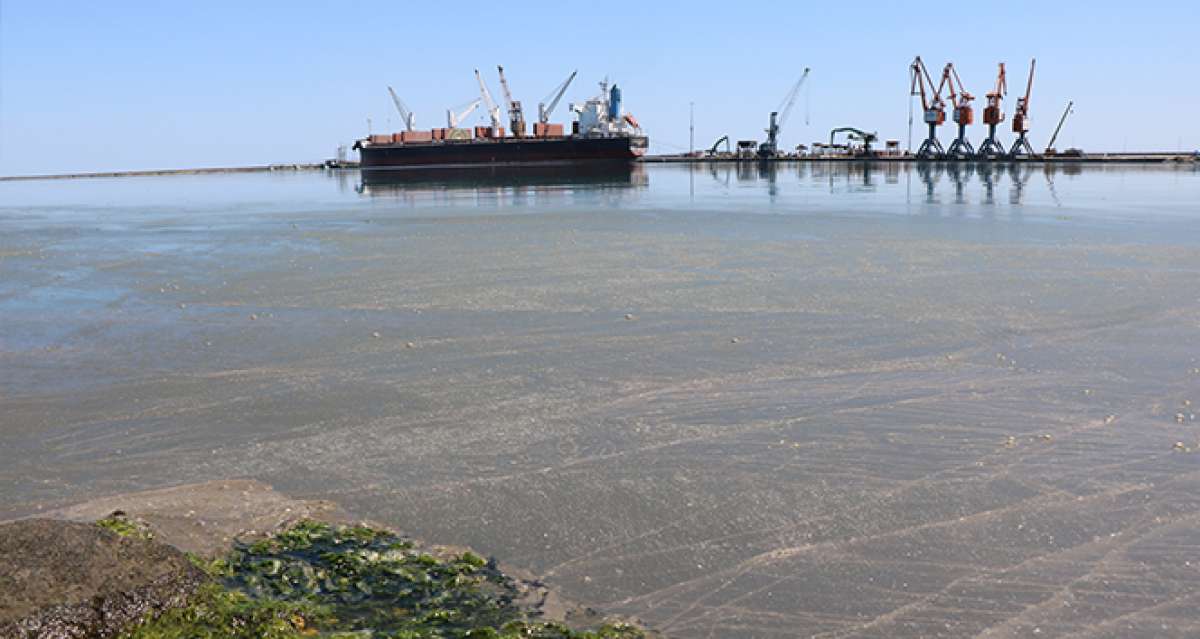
(354, 73, 648, 169)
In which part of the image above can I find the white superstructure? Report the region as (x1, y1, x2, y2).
(571, 79, 642, 138)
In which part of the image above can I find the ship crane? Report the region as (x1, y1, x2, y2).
(977, 63, 1007, 158)
(910, 56, 946, 158)
(496, 65, 526, 137)
(1009, 58, 1036, 157)
(538, 70, 577, 124)
(386, 86, 416, 131)
(758, 67, 810, 159)
(446, 99, 481, 129)
(474, 69, 504, 134)
(943, 63, 975, 158)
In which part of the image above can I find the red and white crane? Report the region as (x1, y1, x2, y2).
(977, 63, 1007, 157)
(943, 62, 975, 157)
(1009, 59, 1036, 156)
(910, 56, 946, 158)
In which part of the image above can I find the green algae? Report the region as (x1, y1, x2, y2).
(97, 511, 155, 540)
(122, 520, 645, 639)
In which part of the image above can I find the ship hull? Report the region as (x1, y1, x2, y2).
(358, 136, 648, 169)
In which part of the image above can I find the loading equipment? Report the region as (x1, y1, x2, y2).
(943, 63, 975, 158)
(707, 135, 731, 157)
(910, 56, 947, 159)
(758, 68, 810, 158)
(977, 63, 1007, 158)
(1009, 59, 1037, 157)
(829, 127, 878, 156)
(1044, 101, 1074, 155)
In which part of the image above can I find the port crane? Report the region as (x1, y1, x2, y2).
(386, 86, 416, 131)
(943, 63, 975, 158)
(538, 70, 577, 124)
(829, 127, 878, 156)
(446, 99, 481, 129)
(910, 56, 946, 158)
(707, 135, 731, 157)
(474, 69, 504, 133)
(496, 65, 526, 137)
(977, 63, 1007, 158)
(758, 67, 810, 159)
(1009, 59, 1036, 157)
(1044, 101, 1074, 155)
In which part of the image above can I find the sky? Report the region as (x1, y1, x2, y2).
(1, 0, 1197, 175)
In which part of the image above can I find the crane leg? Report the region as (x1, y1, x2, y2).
(1008, 133, 1034, 158)
(946, 123, 975, 159)
(977, 124, 1005, 158)
(916, 123, 944, 159)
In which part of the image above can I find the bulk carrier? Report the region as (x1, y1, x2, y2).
(354, 69, 647, 169)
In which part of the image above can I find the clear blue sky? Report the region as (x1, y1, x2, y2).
(2, 1, 1196, 174)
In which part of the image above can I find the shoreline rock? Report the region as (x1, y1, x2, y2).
(0, 519, 205, 638)
(0, 480, 657, 638)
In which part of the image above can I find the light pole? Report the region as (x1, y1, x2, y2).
(689, 102, 695, 156)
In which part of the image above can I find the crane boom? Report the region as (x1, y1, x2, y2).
(496, 65, 526, 136)
(909, 56, 941, 113)
(474, 69, 504, 130)
(983, 63, 1006, 124)
(496, 66, 516, 112)
(1046, 101, 1073, 151)
(446, 99, 481, 128)
(386, 86, 416, 132)
(1021, 58, 1036, 112)
(776, 67, 810, 130)
(538, 70, 577, 124)
(935, 64, 953, 106)
(992, 64, 1007, 102)
(946, 65, 972, 108)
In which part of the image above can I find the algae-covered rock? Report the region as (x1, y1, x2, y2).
(0, 518, 204, 638)
(122, 519, 648, 638)
(2, 484, 655, 638)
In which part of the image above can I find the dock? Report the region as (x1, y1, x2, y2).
(638, 152, 1198, 165)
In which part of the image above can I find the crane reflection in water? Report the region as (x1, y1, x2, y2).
(682, 159, 1109, 213)
(337, 159, 1188, 216)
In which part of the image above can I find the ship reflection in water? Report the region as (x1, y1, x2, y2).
(355, 162, 647, 203)
(337, 160, 1197, 220)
